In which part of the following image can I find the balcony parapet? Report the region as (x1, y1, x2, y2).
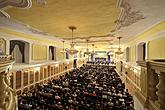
(137, 60, 165, 110)
(0, 55, 17, 110)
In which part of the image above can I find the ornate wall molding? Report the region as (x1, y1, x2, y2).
(0, 38, 6, 55)
(27, 26, 48, 36)
(116, 0, 145, 30)
(0, 0, 32, 18)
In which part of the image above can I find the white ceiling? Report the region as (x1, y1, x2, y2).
(0, 0, 165, 48)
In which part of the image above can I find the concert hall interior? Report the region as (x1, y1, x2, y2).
(0, 0, 165, 110)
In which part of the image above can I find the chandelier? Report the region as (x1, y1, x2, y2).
(115, 37, 124, 55)
(91, 44, 97, 55)
(60, 40, 66, 53)
(66, 26, 78, 55)
(84, 39, 91, 55)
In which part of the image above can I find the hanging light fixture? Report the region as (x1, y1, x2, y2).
(84, 39, 91, 55)
(115, 37, 124, 55)
(91, 44, 97, 55)
(60, 40, 66, 53)
(66, 26, 78, 55)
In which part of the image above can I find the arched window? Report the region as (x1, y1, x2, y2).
(10, 40, 30, 63)
(137, 42, 146, 61)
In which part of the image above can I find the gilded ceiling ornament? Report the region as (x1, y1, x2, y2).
(115, 0, 145, 30)
(0, 0, 32, 18)
(0, 0, 32, 9)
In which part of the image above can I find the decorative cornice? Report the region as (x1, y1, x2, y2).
(63, 33, 115, 40)
(115, 0, 145, 30)
(27, 26, 48, 36)
(74, 39, 113, 44)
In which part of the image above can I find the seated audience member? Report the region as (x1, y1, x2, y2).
(18, 64, 134, 110)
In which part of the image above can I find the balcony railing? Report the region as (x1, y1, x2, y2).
(137, 60, 165, 110)
(0, 55, 17, 110)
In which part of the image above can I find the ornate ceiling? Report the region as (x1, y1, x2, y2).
(5, 0, 119, 40)
(0, 0, 165, 49)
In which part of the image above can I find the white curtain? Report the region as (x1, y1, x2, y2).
(49, 49, 52, 60)
(12, 45, 22, 63)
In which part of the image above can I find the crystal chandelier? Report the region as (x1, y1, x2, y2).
(84, 39, 91, 55)
(91, 44, 97, 55)
(66, 26, 78, 55)
(60, 40, 66, 53)
(115, 37, 124, 55)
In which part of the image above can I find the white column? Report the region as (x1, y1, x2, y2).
(47, 45, 49, 61)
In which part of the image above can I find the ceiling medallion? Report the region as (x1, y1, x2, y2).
(116, 0, 145, 30)
(66, 26, 78, 55)
(115, 37, 124, 55)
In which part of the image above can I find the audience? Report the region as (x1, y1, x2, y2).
(86, 61, 114, 65)
(18, 64, 134, 110)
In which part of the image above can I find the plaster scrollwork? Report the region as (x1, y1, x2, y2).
(28, 27, 48, 36)
(115, 0, 145, 30)
(0, 0, 32, 18)
(0, 38, 6, 55)
(0, 0, 32, 9)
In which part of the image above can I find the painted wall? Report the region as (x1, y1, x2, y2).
(56, 47, 65, 61)
(32, 44, 47, 60)
(127, 21, 165, 45)
(148, 37, 165, 59)
(122, 20, 165, 63)
(130, 45, 136, 62)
